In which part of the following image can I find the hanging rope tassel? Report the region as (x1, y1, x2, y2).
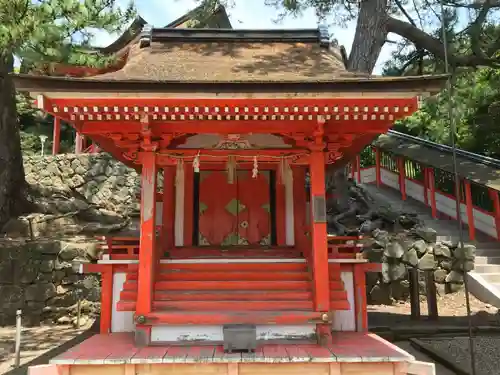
(175, 159, 184, 186)
(227, 156, 236, 184)
(252, 156, 259, 178)
(193, 151, 200, 173)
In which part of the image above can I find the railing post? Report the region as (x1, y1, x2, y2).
(398, 156, 407, 200)
(489, 188, 500, 240)
(52, 117, 61, 155)
(464, 180, 476, 241)
(423, 166, 429, 206)
(428, 168, 437, 218)
(356, 154, 361, 184)
(375, 147, 381, 187)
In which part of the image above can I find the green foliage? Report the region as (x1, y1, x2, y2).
(0, 0, 136, 68)
(1, 0, 137, 156)
(392, 66, 500, 158)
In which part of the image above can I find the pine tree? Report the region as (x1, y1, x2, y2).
(0, 0, 136, 229)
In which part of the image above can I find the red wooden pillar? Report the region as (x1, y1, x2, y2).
(161, 167, 175, 251)
(464, 180, 475, 241)
(52, 117, 61, 155)
(350, 160, 355, 179)
(135, 152, 158, 346)
(309, 150, 330, 338)
(353, 265, 368, 331)
(423, 166, 429, 206)
(355, 155, 361, 184)
(276, 174, 286, 246)
(293, 167, 308, 256)
(100, 268, 113, 334)
(490, 188, 500, 240)
(184, 166, 194, 247)
(398, 157, 407, 200)
(374, 147, 381, 187)
(428, 168, 437, 218)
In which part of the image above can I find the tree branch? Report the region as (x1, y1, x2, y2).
(393, 0, 417, 26)
(442, 0, 500, 8)
(386, 16, 499, 67)
(468, 0, 493, 58)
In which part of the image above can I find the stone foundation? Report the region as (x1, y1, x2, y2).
(0, 238, 100, 326)
(364, 227, 476, 304)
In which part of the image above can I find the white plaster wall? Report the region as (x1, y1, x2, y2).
(155, 201, 163, 226)
(360, 168, 376, 184)
(380, 168, 400, 190)
(332, 271, 355, 332)
(406, 179, 426, 203)
(111, 272, 135, 333)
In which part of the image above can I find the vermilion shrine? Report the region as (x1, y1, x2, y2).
(14, 17, 447, 375)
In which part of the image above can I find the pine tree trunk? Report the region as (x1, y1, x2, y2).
(348, 0, 389, 73)
(0, 52, 29, 230)
(326, 0, 388, 232)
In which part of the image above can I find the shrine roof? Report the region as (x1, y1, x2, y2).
(12, 27, 448, 95)
(94, 4, 232, 55)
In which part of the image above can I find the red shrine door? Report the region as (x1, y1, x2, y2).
(198, 170, 272, 246)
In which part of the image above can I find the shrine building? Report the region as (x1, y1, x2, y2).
(13, 18, 447, 375)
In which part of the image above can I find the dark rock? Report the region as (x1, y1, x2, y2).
(382, 263, 407, 283)
(0, 260, 16, 283)
(25, 283, 56, 302)
(434, 269, 448, 284)
(26, 240, 61, 255)
(412, 240, 428, 256)
(398, 214, 420, 229)
(441, 259, 453, 271)
(19, 261, 40, 284)
(402, 248, 419, 267)
(452, 259, 474, 272)
(384, 241, 405, 259)
(414, 226, 437, 243)
(445, 270, 464, 284)
(369, 284, 393, 305)
(0, 285, 24, 303)
(39, 260, 55, 273)
(454, 245, 476, 260)
(418, 253, 437, 270)
(391, 280, 410, 301)
(433, 243, 451, 258)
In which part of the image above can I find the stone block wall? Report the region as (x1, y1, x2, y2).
(0, 238, 100, 327)
(364, 227, 476, 304)
(3, 154, 145, 237)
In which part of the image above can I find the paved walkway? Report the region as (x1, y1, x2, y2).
(395, 341, 456, 375)
(362, 184, 492, 244)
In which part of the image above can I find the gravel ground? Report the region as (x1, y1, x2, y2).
(369, 290, 500, 326)
(418, 336, 500, 375)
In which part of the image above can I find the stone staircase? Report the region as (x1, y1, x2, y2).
(361, 184, 500, 307)
(469, 243, 500, 307)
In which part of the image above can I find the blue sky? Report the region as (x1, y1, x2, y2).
(93, 0, 396, 73)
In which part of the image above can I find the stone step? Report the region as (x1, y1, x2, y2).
(474, 264, 500, 274)
(492, 283, 500, 291)
(479, 273, 500, 284)
(474, 242, 500, 250)
(475, 248, 500, 257)
(475, 256, 500, 265)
